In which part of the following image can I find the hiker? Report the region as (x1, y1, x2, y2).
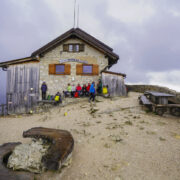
(63, 83, 72, 97)
(102, 85, 109, 97)
(89, 82, 95, 102)
(41, 82, 47, 100)
(54, 92, 62, 105)
(71, 84, 76, 97)
(82, 84, 87, 97)
(97, 79, 102, 94)
(76, 84, 82, 96)
(86, 83, 91, 96)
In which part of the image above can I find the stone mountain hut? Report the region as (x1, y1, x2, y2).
(0, 28, 126, 114)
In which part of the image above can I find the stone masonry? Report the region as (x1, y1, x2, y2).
(39, 38, 108, 96)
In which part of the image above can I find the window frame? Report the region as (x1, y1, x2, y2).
(63, 43, 84, 52)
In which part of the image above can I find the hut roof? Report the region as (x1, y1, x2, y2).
(31, 28, 119, 64)
(0, 57, 38, 68)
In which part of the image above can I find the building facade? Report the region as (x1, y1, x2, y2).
(39, 38, 109, 95)
(0, 28, 125, 114)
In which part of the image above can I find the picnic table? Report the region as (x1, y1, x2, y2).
(139, 91, 180, 116)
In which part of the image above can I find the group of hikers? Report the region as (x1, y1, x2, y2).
(41, 80, 108, 104)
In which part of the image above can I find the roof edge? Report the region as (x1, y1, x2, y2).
(0, 56, 38, 68)
(101, 70, 126, 78)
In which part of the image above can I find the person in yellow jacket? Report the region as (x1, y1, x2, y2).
(63, 83, 72, 97)
(103, 85, 108, 94)
(102, 85, 110, 97)
(54, 92, 62, 105)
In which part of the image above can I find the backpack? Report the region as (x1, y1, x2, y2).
(74, 92, 79, 98)
(103, 87, 108, 94)
(55, 96, 60, 102)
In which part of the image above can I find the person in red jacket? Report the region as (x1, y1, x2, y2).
(86, 83, 91, 96)
(86, 83, 90, 92)
(76, 84, 82, 96)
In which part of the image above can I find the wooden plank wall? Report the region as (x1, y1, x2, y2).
(0, 104, 7, 116)
(102, 73, 127, 96)
(6, 63, 39, 114)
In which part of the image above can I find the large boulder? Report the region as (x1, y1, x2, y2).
(7, 139, 50, 173)
(0, 142, 34, 180)
(23, 127, 74, 171)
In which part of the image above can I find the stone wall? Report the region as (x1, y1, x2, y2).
(126, 84, 180, 101)
(39, 38, 108, 95)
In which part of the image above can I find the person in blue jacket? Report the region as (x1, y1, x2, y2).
(41, 82, 47, 100)
(89, 82, 95, 102)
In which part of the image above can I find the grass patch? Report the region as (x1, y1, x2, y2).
(145, 109, 151, 113)
(139, 120, 149, 124)
(139, 127, 144, 130)
(156, 121, 166, 126)
(125, 120, 133, 126)
(104, 143, 111, 148)
(146, 131, 156, 135)
(159, 137, 166, 141)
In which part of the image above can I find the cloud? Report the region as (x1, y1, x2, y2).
(107, 0, 155, 24)
(147, 70, 180, 92)
(0, 0, 180, 93)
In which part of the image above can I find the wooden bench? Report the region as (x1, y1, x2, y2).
(139, 95, 152, 105)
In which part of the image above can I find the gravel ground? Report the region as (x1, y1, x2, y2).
(0, 92, 180, 180)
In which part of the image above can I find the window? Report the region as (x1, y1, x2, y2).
(63, 44, 84, 52)
(75, 44, 79, 52)
(76, 64, 99, 75)
(83, 65, 93, 74)
(68, 45, 73, 52)
(49, 64, 71, 75)
(56, 65, 65, 74)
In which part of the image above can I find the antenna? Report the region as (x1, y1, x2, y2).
(77, 4, 79, 27)
(73, 0, 76, 28)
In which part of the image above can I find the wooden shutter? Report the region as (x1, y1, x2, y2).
(92, 64, 99, 75)
(65, 64, 71, 75)
(63, 44, 68, 52)
(76, 64, 83, 75)
(49, 64, 55, 75)
(79, 44, 84, 52)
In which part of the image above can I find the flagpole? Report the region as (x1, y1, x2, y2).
(73, 0, 76, 28)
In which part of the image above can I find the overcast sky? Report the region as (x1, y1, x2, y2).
(0, 0, 180, 93)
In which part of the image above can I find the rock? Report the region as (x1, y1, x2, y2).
(95, 96, 104, 102)
(0, 142, 34, 180)
(89, 107, 99, 114)
(80, 105, 88, 108)
(96, 121, 101, 124)
(7, 139, 50, 173)
(23, 127, 74, 171)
